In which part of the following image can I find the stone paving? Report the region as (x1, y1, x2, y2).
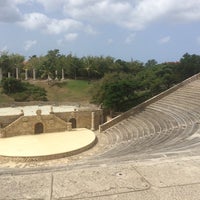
(1, 155, 200, 200)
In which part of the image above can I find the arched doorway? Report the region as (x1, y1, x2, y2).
(34, 122, 44, 134)
(69, 118, 76, 128)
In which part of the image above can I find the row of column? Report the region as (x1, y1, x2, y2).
(0, 68, 65, 81)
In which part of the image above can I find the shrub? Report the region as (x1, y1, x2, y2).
(1, 78, 24, 94)
(1, 78, 47, 101)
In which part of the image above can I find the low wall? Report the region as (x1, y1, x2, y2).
(1, 114, 69, 138)
(99, 73, 200, 132)
(0, 109, 103, 138)
(0, 114, 22, 128)
(54, 109, 103, 130)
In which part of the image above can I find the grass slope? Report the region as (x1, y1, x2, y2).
(0, 79, 92, 106)
(30, 79, 91, 103)
(0, 91, 14, 105)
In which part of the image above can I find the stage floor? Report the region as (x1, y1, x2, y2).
(0, 128, 96, 161)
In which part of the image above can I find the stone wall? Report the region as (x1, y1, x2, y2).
(0, 113, 70, 138)
(0, 114, 22, 128)
(54, 109, 103, 130)
(0, 109, 103, 138)
(99, 73, 200, 132)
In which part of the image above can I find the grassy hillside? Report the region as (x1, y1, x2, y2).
(0, 79, 92, 106)
(0, 91, 14, 105)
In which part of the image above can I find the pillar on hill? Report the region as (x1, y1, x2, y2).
(0, 67, 2, 81)
(25, 69, 28, 80)
(8, 72, 11, 78)
(16, 67, 19, 79)
(33, 68, 36, 80)
(55, 70, 58, 80)
(61, 68, 64, 80)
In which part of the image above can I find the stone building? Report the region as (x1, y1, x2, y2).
(0, 106, 103, 138)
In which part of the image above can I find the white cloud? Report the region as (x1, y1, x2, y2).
(158, 36, 171, 44)
(46, 19, 82, 35)
(125, 33, 136, 44)
(24, 40, 37, 51)
(65, 33, 78, 41)
(3, 0, 200, 34)
(19, 12, 82, 35)
(0, 0, 22, 22)
(35, 0, 65, 12)
(172, 1, 200, 22)
(63, 0, 132, 26)
(13, 0, 29, 4)
(84, 25, 98, 35)
(61, 0, 200, 30)
(19, 13, 49, 30)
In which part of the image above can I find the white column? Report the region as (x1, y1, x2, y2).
(91, 112, 95, 131)
(61, 68, 64, 80)
(55, 70, 58, 80)
(47, 74, 52, 81)
(25, 69, 28, 80)
(16, 67, 19, 79)
(33, 68, 36, 80)
(8, 72, 11, 78)
(0, 68, 2, 81)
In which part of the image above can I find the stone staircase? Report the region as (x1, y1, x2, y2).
(86, 74, 200, 163)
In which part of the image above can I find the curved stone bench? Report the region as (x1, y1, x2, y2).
(97, 78, 200, 161)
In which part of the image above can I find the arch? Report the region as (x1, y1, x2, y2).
(34, 122, 44, 134)
(69, 118, 76, 128)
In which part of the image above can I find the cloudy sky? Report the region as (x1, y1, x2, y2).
(1, 0, 200, 62)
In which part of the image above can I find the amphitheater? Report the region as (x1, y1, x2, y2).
(1, 74, 200, 200)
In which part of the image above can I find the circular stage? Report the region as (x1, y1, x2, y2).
(0, 128, 96, 162)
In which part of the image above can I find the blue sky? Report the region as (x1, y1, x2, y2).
(1, 0, 200, 63)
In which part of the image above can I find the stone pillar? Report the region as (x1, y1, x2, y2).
(36, 109, 42, 116)
(25, 69, 28, 80)
(55, 70, 58, 80)
(61, 68, 64, 80)
(21, 109, 24, 116)
(16, 67, 19, 79)
(33, 68, 36, 80)
(91, 111, 95, 131)
(47, 74, 52, 81)
(67, 122, 72, 131)
(50, 106, 54, 114)
(8, 72, 11, 78)
(0, 67, 2, 81)
(0, 129, 5, 138)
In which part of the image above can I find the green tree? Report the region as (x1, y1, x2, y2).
(44, 49, 61, 80)
(145, 59, 157, 68)
(1, 77, 47, 101)
(179, 53, 200, 79)
(0, 52, 25, 78)
(91, 73, 138, 113)
(0, 52, 11, 77)
(1, 77, 24, 94)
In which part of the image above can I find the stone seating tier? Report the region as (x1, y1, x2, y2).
(92, 75, 200, 162)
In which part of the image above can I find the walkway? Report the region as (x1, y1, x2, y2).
(0, 156, 200, 199)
